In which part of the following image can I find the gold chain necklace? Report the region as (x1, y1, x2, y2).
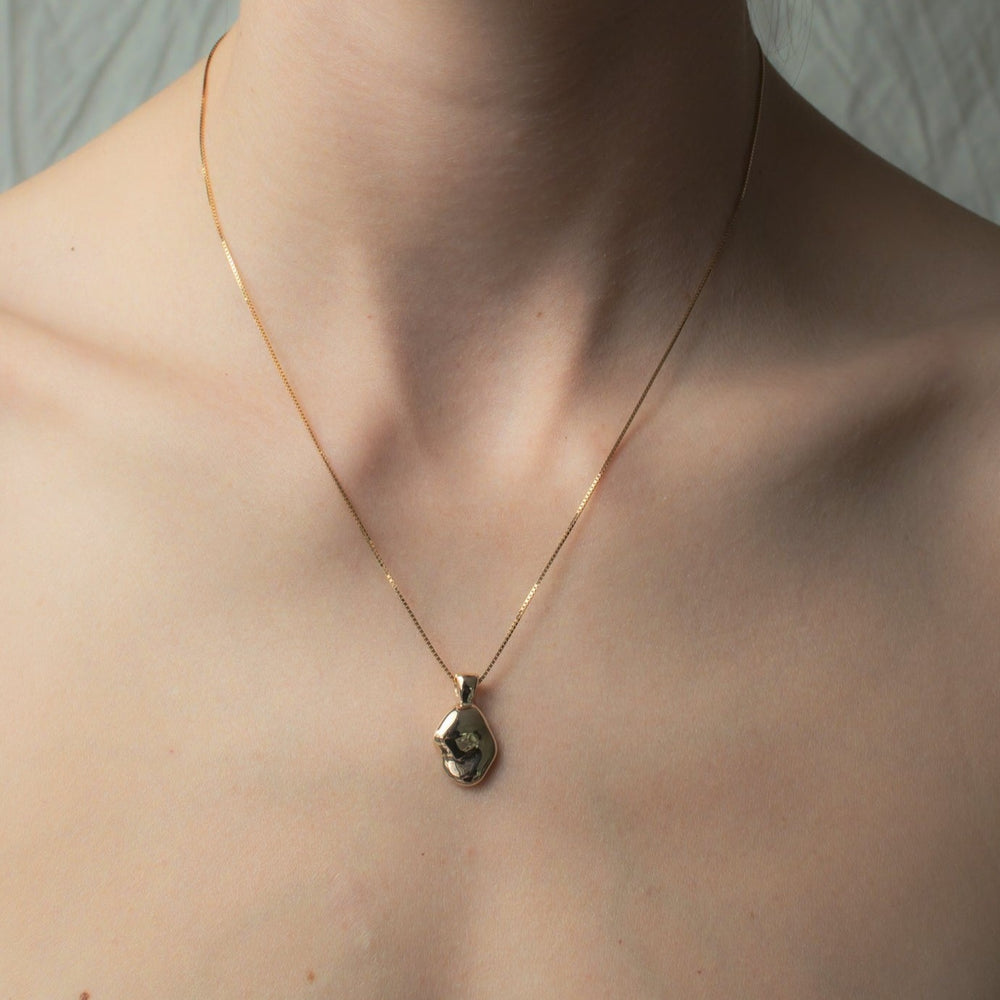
(199, 35, 766, 786)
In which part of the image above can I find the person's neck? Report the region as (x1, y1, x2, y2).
(202, 0, 762, 459)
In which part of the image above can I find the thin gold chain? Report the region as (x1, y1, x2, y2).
(199, 35, 767, 689)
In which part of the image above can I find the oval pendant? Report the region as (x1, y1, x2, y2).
(433, 675, 497, 786)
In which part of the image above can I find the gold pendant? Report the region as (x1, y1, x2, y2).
(434, 675, 497, 786)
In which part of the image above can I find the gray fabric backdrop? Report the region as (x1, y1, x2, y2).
(1, 0, 998, 221)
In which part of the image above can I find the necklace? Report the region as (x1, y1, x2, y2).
(199, 35, 767, 787)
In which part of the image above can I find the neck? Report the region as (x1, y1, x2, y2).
(201, 1, 763, 459)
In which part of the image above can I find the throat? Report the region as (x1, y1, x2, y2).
(196, 4, 769, 565)
(201, 1, 762, 344)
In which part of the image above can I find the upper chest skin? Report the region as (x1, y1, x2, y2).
(2, 319, 999, 1000)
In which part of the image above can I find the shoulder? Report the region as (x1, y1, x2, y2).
(0, 66, 271, 619)
(742, 68, 1000, 664)
(749, 67, 1000, 465)
(0, 58, 261, 475)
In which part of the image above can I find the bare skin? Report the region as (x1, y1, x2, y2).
(2, 1, 1000, 996)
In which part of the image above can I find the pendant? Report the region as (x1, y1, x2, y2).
(434, 674, 498, 786)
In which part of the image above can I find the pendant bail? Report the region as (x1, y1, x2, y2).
(454, 674, 479, 705)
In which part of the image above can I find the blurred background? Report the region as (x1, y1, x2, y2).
(0, 0, 998, 221)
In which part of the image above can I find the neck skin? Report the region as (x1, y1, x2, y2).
(202, 1, 763, 466)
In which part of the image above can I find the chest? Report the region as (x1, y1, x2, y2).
(3, 414, 999, 999)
